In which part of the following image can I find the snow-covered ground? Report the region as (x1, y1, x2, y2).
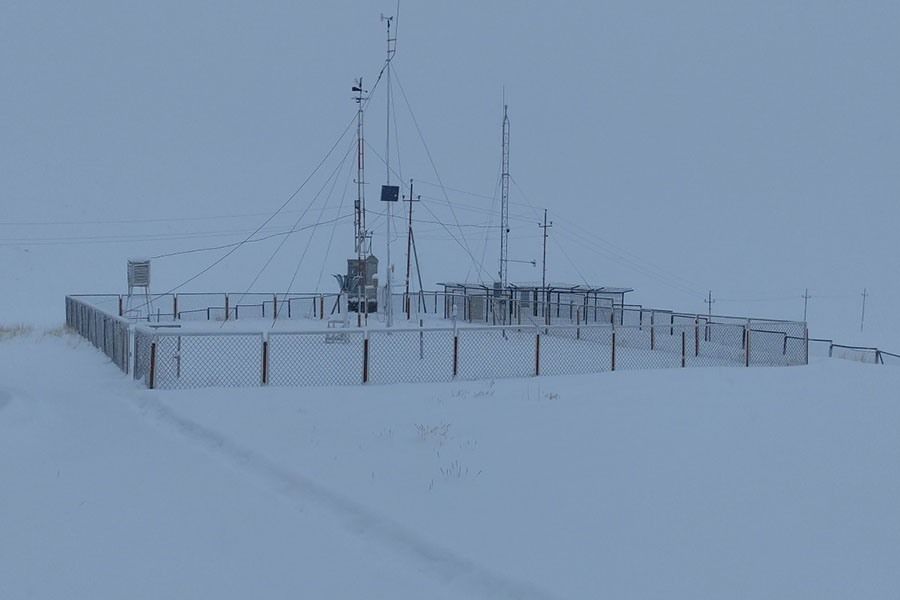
(3, 328, 898, 598)
(3, 3, 899, 597)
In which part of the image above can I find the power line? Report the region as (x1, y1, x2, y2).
(550, 228, 591, 288)
(392, 67, 489, 282)
(279, 138, 357, 304)
(235, 137, 357, 317)
(554, 229, 702, 299)
(471, 171, 502, 283)
(316, 142, 357, 292)
(416, 200, 492, 280)
(0, 211, 288, 227)
(717, 295, 803, 303)
(553, 217, 705, 296)
(363, 129, 495, 280)
(509, 174, 708, 296)
(0, 227, 290, 247)
(149, 215, 352, 259)
(127, 111, 359, 315)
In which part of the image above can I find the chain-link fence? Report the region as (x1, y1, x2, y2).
(152, 333, 263, 390)
(123, 316, 809, 390)
(367, 328, 456, 384)
(66, 296, 131, 373)
(267, 330, 365, 387)
(133, 326, 153, 385)
(455, 327, 537, 380)
(67, 292, 822, 390)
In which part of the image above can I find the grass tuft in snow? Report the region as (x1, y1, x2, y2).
(439, 459, 481, 481)
(415, 422, 451, 442)
(0, 324, 33, 341)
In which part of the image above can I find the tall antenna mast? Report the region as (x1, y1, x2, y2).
(352, 78, 369, 326)
(499, 102, 510, 289)
(353, 78, 368, 255)
(383, 13, 395, 186)
(382, 13, 397, 327)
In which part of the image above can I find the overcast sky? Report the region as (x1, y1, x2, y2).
(2, 1, 898, 344)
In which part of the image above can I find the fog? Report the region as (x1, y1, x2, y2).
(3, 1, 898, 346)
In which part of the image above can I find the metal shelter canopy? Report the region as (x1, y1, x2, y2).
(438, 281, 634, 296)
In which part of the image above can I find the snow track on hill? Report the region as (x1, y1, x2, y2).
(133, 393, 555, 600)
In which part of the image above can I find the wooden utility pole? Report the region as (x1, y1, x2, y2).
(404, 179, 420, 319)
(860, 288, 868, 331)
(704, 290, 715, 342)
(802, 288, 811, 322)
(538, 209, 552, 303)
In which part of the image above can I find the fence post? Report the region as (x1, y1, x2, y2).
(320, 295, 324, 319)
(805, 327, 809, 365)
(611, 330, 616, 371)
(225, 294, 229, 321)
(261, 336, 268, 385)
(363, 335, 369, 383)
(694, 317, 699, 357)
(118, 296, 123, 317)
(418, 319, 424, 360)
(576, 308, 581, 340)
(124, 325, 130, 376)
(149, 342, 156, 389)
(745, 320, 751, 367)
(650, 312, 655, 350)
(273, 295, 278, 319)
(681, 330, 686, 367)
(453, 335, 458, 377)
(535, 333, 541, 376)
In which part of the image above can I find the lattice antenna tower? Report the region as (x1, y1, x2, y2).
(499, 102, 510, 289)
